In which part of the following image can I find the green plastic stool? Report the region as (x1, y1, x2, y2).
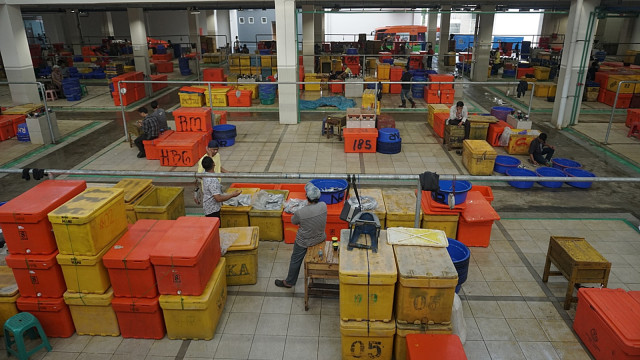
(4, 312, 52, 359)
(80, 84, 88, 97)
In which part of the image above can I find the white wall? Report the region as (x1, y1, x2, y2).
(324, 11, 417, 42)
(493, 12, 544, 37)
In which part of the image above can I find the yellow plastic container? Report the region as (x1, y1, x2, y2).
(340, 319, 395, 360)
(377, 63, 391, 80)
(549, 84, 557, 97)
(534, 84, 551, 97)
(237, 84, 258, 99)
(533, 66, 550, 80)
(229, 55, 240, 66)
(462, 140, 497, 176)
(57, 236, 119, 294)
(271, 56, 277, 67)
(134, 187, 185, 221)
(114, 179, 154, 224)
(382, 189, 421, 228)
(428, 104, 450, 128)
(394, 244, 458, 325)
(229, 65, 240, 74)
(49, 187, 128, 256)
(305, 74, 321, 91)
(606, 75, 635, 94)
(339, 229, 396, 322)
(221, 226, 259, 285)
(64, 288, 119, 336)
(209, 88, 231, 107)
(221, 188, 260, 228)
(249, 190, 289, 241)
(394, 322, 453, 360)
(0, 266, 20, 335)
(179, 93, 206, 107)
(239, 55, 251, 67)
(468, 122, 489, 141)
(361, 89, 381, 115)
(261, 55, 272, 67)
(421, 214, 459, 239)
(348, 188, 386, 229)
(507, 130, 537, 155)
(332, 59, 343, 72)
(159, 258, 227, 340)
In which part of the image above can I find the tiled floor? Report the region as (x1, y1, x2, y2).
(6, 217, 637, 360)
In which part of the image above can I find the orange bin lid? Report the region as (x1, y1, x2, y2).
(112, 296, 160, 313)
(460, 191, 500, 222)
(0, 180, 87, 224)
(150, 217, 219, 267)
(103, 220, 174, 270)
(406, 334, 467, 359)
(579, 288, 640, 353)
(179, 86, 206, 94)
(17, 296, 66, 312)
(421, 191, 462, 215)
(343, 128, 378, 136)
(5, 250, 58, 270)
(158, 132, 206, 146)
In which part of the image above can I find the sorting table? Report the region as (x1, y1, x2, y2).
(542, 236, 611, 310)
(304, 241, 339, 311)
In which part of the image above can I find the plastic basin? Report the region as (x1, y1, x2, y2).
(431, 180, 472, 206)
(494, 155, 522, 174)
(552, 158, 582, 170)
(309, 179, 348, 205)
(377, 128, 400, 143)
(506, 168, 536, 189)
(446, 238, 470, 293)
(535, 167, 566, 188)
(564, 168, 595, 189)
(213, 124, 237, 139)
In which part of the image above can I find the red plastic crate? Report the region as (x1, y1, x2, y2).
(150, 216, 221, 296)
(133, 86, 146, 101)
(103, 220, 175, 298)
(433, 112, 448, 138)
(406, 334, 467, 360)
(595, 72, 610, 88)
(0, 115, 26, 135)
(143, 130, 174, 160)
(390, 66, 403, 81)
(150, 74, 168, 91)
(627, 109, 640, 127)
(390, 84, 402, 94)
(343, 128, 378, 153)
(112, 92, 137, 107)
(6, 251, 67, 298)
(598, 88, 607, 103)
(345, 63, 361, 75)
(152, 53, 172, 62)
(487, 120, 511, 146)
(457, 192, 500, 247)
(155, 61, 174, 73)
(157, 132, 205, 167)
(516, 67, 535, 79)
(604, 90, 632, 108)
(17, 297, 75, 338)
(227, 90, 252, 107)
(173, 107, 213, 133)
(428, 74, 454, 90)
(112, 296, 166, 339)
(376, 114, 396, 129)
(574, 288, 640, 360)
(0, 119, 15, 140)
(0, 180, 86, 254)
(330, 80, 344, 93)
(470, 185, 494, 204)
(440, 89, 455, 105)
(326, 202, 348, 241)
(426, 90, 440, 104)
(203, 68, 226, 82)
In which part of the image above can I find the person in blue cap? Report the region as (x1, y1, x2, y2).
(275, 182, 327, 288)
(194, 140, 229, 204)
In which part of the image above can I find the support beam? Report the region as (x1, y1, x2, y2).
(552, 0, 600, 128)
(206, 10, 217, 36)
(302, 5, 314, 73)
(216, 10, 232, 49)
(631, 17, 640, 52)
(62, 12, 82, 54)
(0, 4, 40, 105)
(314, 7, 324, 44)
(427, 11, 437, 49)
(127, 8, 152, 96)
(471, 6, 495, 82)
(187, 12, 201, 56)
(439, 7, 451, 67)
(275, 0, 299, 125)
(104, 12, 115, 37)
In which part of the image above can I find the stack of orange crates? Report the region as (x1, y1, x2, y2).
(0, 114, 26, 137)
(150, 74, 168, 92)
(203, 68, 226, 86)
(142, 130, 174, 160)
(154, 61, 173, 73)
(433, 112, 449, 138)
(111, 72, 145, 106)
(0, 180, 87, 338)
(151, 105, 212, 166)
(152, 53, 172, 62)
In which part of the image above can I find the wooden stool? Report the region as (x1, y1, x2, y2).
(324, 114, 346, 141)
(542, 236, 611, 310)
(304, 241, 339, 311)
(44, 90, 58, 102)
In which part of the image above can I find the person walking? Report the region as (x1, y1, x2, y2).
(134, 107, 159, 158)
(399, 70, 416, 108)
(275, 183, 327, 288)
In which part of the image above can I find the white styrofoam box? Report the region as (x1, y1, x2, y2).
(346, 120, 361, 128)
(345, 78, 364, 98)
(26, 112, 60, 145)
(506, 115, 532, 130)
(360, 120, 375, 128)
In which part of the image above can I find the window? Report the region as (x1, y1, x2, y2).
(238, 17, 245, 24)
(261, 17, 267, 24)
(248, 17, 254, 24)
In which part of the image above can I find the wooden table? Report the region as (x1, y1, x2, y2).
(304, 241, 340, 311)
(542, 236, 611, 309)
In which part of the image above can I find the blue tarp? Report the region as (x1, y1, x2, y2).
(299, 96, 356, 110)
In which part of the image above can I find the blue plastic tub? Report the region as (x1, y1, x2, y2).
(535, 167, 566, 188)
(378, 128, 400, 143)
(431, 180, 472, 206)
(490, 106, 514, 121)
(506, 168, 537, 189)
(552, 158, 582, 171)
(309, 179, 348, 205)
(216, 138, 235, 147)
(346, 48, 358, 55)
(494, 155, 521, 174)
(447, 238, 470, 293)
(376, 140, 402, 154)
(564, 168, 595, 189)
(212, 124, 237, 139)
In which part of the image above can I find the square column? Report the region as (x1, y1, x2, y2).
(216, 10, 232, 48)
(62, 13, 82, 55)
(471, 6, 494, 82)
(104, 12, 115, 38)
(302, 5, 315, 72)
(127, 8, 152, 96)
(427, 11, 437, 48)
(206, 10, 217, 36)
(275, 0, 299, 125)
(439, 7, 451, 66)
(314, 8, 324, 44)
(0, 4, 40, 105)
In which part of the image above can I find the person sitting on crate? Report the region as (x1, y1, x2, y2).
(134, 107, 159, 158)
(199, 156, 241, 218)
(150, 100, 168, 132)
(528, 133, 555, 167)
(399, 70, 416, 108)
(447, 101, 470, 140)
(275, 183, 327, 288)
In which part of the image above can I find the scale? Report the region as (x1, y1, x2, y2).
(347, 212, 381, 253)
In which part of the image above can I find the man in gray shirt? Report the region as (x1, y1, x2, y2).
(150, 100, 168, 132)
(275, 183, 327, 288)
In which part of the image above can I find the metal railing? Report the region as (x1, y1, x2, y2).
(0, 81, 55, 143)
(604, 80, 640, 144)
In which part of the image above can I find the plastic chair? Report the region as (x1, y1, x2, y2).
(4, 312, 52, 359)
(80, 84, 88, 96)
(628, 121, 640, 140)
(44, 90, 58, 102)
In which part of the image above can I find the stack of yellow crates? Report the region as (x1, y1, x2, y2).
(428, 104, 450, 128)
(49, 187, 129, 336)
(533, 66, 550, 80)
(261, 55, 272, 68)
(339, 229, 397, 360)
(221, 227, 260, 285)
(134, 187, 186, 220)
(248, 190, 289, 241)
(305, 73, 321, 91)
(462, 140, 497, 175)
(383, 189, 422, 228)
(362, 89, 381, 115)
(114, 178, 154, 224)
(392, 228, 458, 360)
(237, 83, 259, 99)
(221, 188, 260, 227)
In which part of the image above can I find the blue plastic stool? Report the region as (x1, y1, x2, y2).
(4, 312, 52, 359)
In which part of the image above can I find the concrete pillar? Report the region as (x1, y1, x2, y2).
(127, 8, 152, 96)
(0, 4, 41, 105)
(439, 7, 451, 66)
(104, 12, 115, 37)
(302, 5, 314, 73)
(216, 10, 232, 48)
(197, 12, 208, 37)
(631, 17, 640, 52)
(62, 12, 82, 54)
(614, 18, 634, 56)
(314, 8, 324, 44)
(427, 11, 437, 48)
(206, 10, 217, 36)
(275, 0, 299, 125)
(471, 6, 494, 82)
(552, 0, 600, 128)
(187, 12, 201, 55)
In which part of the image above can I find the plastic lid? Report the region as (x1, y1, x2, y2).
(159, 132, 205, 146)
(113, 179, 154, 203)
(57, 235, 119, 266)
(64, 287, 114, 306)
(111, 296, 160, 313)
(339, 230, 397, 285)
(48, 187, 124, 225)
(159, 258, 225, 310)
(5, 251, 59, 270)
(461, 192, 500, 222)
(222, 226, 259, 252)
(463, 139, 497, 155)
(0, 266, 19, 297)
(394, 245, 458, 287)
(342, 128, 378, 136)
(340, 319, 396, 337)
(150, 217, 219, 266)
(382, 189, 417, 216)
(0, 180, 86, 223)
(103, 220, 174, 269)
(17, 296, 66, 311)
(406, 334, 467, 359)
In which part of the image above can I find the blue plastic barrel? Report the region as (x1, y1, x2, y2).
(535, 167, 566, 188)
(551, 158, 582, 171)
(447, 239, 470, 293)
(377, 128, 400, 143)
(431, 180, 472, 205)
(490, 106, 514, 121)
(216, 138, 235, 147)
(309, 179, 348, 204)
(564, 168, 595, 189)
(346, 48, 358, 55)
(506, 168, 536, 189)
(493, 155, 521, 174)
(213, 124, 237, 139)
(376, 140, 402, 154)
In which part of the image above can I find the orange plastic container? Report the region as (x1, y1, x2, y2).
(470, 186, 494, 204)
(516, 67, 535, 79)
(112, 296, 166, 339)
(150, 217, 221, 296)
(278, 184, 306, 192)
(406, 334, 467, 360)
(155, 61, 173, 73)
(173, 107, 213, 133)
(230, 183, 279, 190)
(440, 89, 455, 105)
(426, 90, 440, 104)
(0, 119, 15, 140)
(0, 115, 26, 135)
(433, 112, 448, 138)
(331, 80, 344, 93)
(487, 120, 511, 146)
(390, 84, 402, 94)
(103, 220, 175, 298)
(203, 68, 226, 82)
(574, 288, 640, 360)
(0, 180, 87, 255)
(17, 297, 75, 338)
(627, 109, 640, 127)
(457, 192, 500, 247)
(326, 202, 348, 241)
(227, 89, 252, 107)
(343, 128, 378, 153)
(428, 74, 454, 90)
(157, 132, 206, 167)
(143, 130, 174, 160)
(6, 251, 66, 298)
(282, 192, 305, 244)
